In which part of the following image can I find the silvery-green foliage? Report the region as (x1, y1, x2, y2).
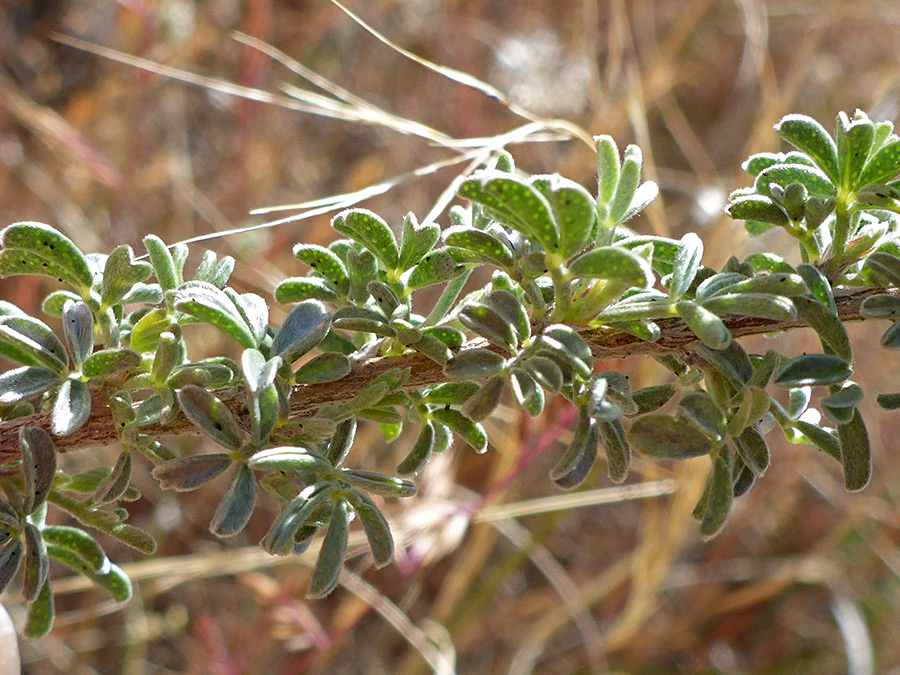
(3, 110, 900, 631)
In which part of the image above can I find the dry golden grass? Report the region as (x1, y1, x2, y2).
(2, 1, 900, 673)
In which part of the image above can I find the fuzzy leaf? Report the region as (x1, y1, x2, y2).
(0, 221, 94, 291)
(725, 195, 789, 226)
(0, 540, 23, 596)
(480, 175, 559, 250)
(568, 246, 653, 288)
(152, 453, 233, 491)
(774, 114, 839, 182)
(82, 348, 141, 378)
(397, 422, 435, 476)
(459, 302, 517, 350)
(754, 163, 836, 199)
(41, 526, 107, 573)
(171, 281, 257, 348)
(539, 325, 593, 378)
(0, 315, 68, 373)
(345, 490, 394, 568)
(45, 545, 131, 602)
(595, 135, 620, 205)
(542, 178, 597, 257)
(177, 385, 243, 450)
(608, 145, 642, 224)
(550, 409, 599, 489)
(599, 418, 630, 483)
(294, 352, 351, 384)
(839, 410, 871, 492)
(23, 522, 48, 602)
(792, 296, 851, 360)
(271, 301, 331, 364)
(293, 244, 350, 295)
(796, 263, 836, 314)
(210, 463, 257, 537)
(461, 375, 505, 421)
(670, 233, 704, 299)
(857, 138, 900, 186)
(23, 578, 54, 638)
(407, 249, 465, 290)
(444, 348, 506, 379)
(773, 354, 852, 387)
(102, 244, 153, 306)
(444, 227, 514, 267)
(699, 452, 734, 538)
(308, 500, 351, 598)
(860, 293, 900, 319)
(398, 213, 440, 270)
(332, 209, 399, 269)
(702, 293, 797, 322)
(677, 300, 731, 350)
(0, 366, 60, 404)
(61, 300, 93, 366)
(677, 391, 725, 441)
(628, 413, 713, 459)
(52, 378, 91, 436)
(430, 408, 488, 453)
(865, 251, 900, 288)
(143, 234, 178, 292)
(341, 470, 417, 497)
(275, 277, 341, 304)
(92, 451, 133, 505)
(423, 381, 481, 406)
(129, 308, 171, 354)
(734, 425, 770, 477)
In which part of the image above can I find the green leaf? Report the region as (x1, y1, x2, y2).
(45, 544, 131, 602)
(708, 273, 807, 298)
(444, 227, 515, 267)
(461, 375, 505, 421)
(23, 578, 54, 638)
(92, 451, 133, 505)
(41, 290, 81, 318)
(341, 470, 417, 497)
(669, 233, 703, 300)
(791, 296, 850, 360)
(332, 209, 400, 269)
(367, 280, 400, 315)
(41, 526, 107, 573)
(837, 410, 871, 492)
(294, 353, 351, 384)
(773, 354, 852, 387)
(52, 378, 91, 436)
(822, 383, 864, 409)
(0, 540, 23, 596)
(774, 114, 839, 182)
(407, 249, 465, 290)
(628, 413, 713, 459)
(62, 300, 93, 366)
(725, 195, 789, 227)
(632, 383, 677, 415)
(129, 308, 171, 354)
(398, 213, 441, 270)
(152, 453, 233, 491)
(421, 326, 465, 348)
(539, 325, 593, 379)
(595, 134, 620, 205)
(210, 463, 257, 537)
(444, 348, 506, 379)
(430, 408, 488, 453)
(263, 486, 332, 555)
(19, 427, 56, 516)
(422, 381, 481, 406)
(608, 145, 642, 224)
(744, 252, 795, 275)
(734, 425, 770, 477)
(397, 422, 435, 476)
(479, 175, 559, 250)
(677, 300, 731, 350)
(459, 302, 517, 350)
(345, 490, 394, 568)
(865, 251, 900, 288)
(0, 221, 94, 291)
(271, 301, 331, 364)
(324, 418, 356, 467)
(550, 408, 599, 489)
(308, 500, 351, 598)
(702, 293, 797, 322)
(177, 385, 243, 450)
(877, 392, 900, 410)
(796, 264, 836, 314)
(754, 163, 836, 199)
(293, 244, 350, 295)
(857, 138, 900, 186)
(23, 522, 48, 602)
(170, 281, 257, 348)
(0, 315, 68, 373)
(523, 355, 564, 392)
(224, 290, 269, 348)
(275, 277, 341, 304)
(599, 418, 630, 483)
(249, 447, 332, 478)
(699, 452, 734, 538)
(568, 246, 653, 289)
(540, 176, 597, 257)
(0, 365, 61, 404)
(143, 234, 178, 292)
(677, 391, 725, 441)
(860, 293, 900, 319)
(82, 348, 141, 378)
(101, 244, 153, 306)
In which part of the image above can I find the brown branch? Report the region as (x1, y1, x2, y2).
(0, 286, 893, 461)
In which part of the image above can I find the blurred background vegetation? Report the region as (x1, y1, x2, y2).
(2, 1, 900, 673)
